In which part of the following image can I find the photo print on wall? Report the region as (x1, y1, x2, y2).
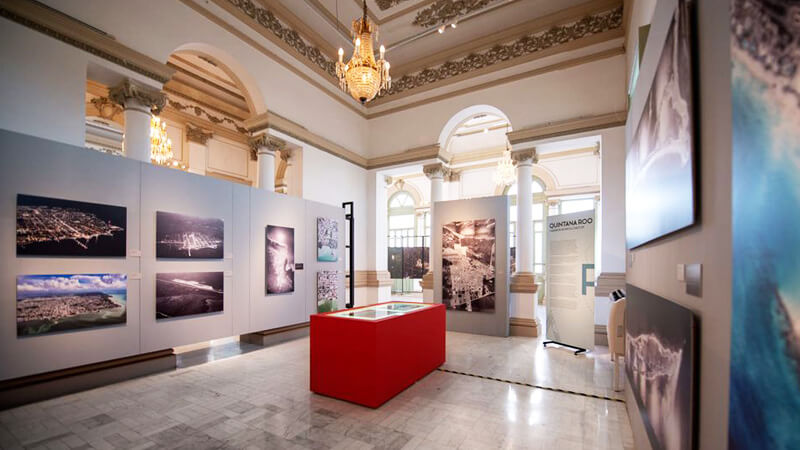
(317, 271, 339, 313)
(156, 211, 224, 259)
(317, 217, 338, 262)
(266, 225, 295, 294)
(729, 0, 800, 448)
(16, 274, 127, 337)
(442, 218, 496, 312)
(156, 272, 224, 320)
(626, 0, 696, 249)
(625, 284, 695, 450)
(16, 194, 126, 257)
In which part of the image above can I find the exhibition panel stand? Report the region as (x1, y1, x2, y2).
(310, 302, 445, 408)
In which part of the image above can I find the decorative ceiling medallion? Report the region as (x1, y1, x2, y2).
(375, 0, 412, 11)
(382, 6, 623, 97)
(227, 0, 336, 77)
(413, 0, 499, 28)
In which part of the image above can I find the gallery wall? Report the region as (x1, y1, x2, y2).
(433, 196, 510, 337)
(624, 0, 732, 449)
(0, 129, 346, 381)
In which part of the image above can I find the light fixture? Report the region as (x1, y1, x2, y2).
(451, 23, 457, 29)
(493, 124, 516, 186)
(336, 0, 391, 104)
(438, 26, 445, 34)
(149, 116, 173, 166)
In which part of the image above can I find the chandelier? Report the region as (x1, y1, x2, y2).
(336, 0, 390, 104)
(149, 116, 173, 166)
(493, 126, 516, 186)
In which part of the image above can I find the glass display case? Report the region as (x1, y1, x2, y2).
(328, 302, 430, 320)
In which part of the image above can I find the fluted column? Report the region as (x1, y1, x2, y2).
(249, 133, 285, 191)
(421, 163, 451, 293)
(108, 79, 166, 163)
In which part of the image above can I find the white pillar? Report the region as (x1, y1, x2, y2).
(108, 79, 166, 163)
(513, 151, 535, 274)
(421, 163, 450, 298)
(248, 133, 285, 192)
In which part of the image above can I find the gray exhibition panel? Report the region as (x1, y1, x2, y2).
(0, 129, 345, 381)
(433, 195, 510, 337)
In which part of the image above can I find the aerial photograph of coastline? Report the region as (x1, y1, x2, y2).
(156, 211, 224, 259)
(317, 217, 338, 262)
(16, 274, 127, 337)
(442, 218, 496, 312)
(266, 225, 295, 294)
(156, 272, 223, 320)
(16, 194, 126, 257)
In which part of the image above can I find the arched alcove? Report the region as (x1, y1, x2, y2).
(438, 104, 512, 154)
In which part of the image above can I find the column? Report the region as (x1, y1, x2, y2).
(248, 133, 285, 191)
(509, 147, 539, 337)
(108, 79, 166, 163)
(185, 123, 212, 175)
(421, 163, 450, 297)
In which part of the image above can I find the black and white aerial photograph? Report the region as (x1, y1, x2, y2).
(266, 225, 295, 294)
(156, 272, 224, 320)
(442, 218, 496, 312)
(626, 284, 695, 450)
(16, 194, 126, 257)
(155, 211, 224, 259)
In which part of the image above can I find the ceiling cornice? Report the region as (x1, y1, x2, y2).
(507, 111, 626, 145)
(0, 0, 174, 84)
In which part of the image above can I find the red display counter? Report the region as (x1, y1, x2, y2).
(310, 302, 445, 408)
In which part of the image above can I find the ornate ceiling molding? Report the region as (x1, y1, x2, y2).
(226, 0, 336, 77)
(108, 79, 167, 115)
(375, 0, 413, 11)
(167, 96, 249, 134)
(413, 0, 499, 28)
(381, 6, 623, 97)
(186, 123, 214, 145)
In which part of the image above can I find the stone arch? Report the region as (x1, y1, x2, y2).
(437, 104, 512, 153)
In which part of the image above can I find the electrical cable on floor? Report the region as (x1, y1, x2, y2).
(436, 368, 625, 403)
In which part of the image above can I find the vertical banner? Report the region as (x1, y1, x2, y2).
(546, 210, 595, 350)
(729, 1, 800, 448)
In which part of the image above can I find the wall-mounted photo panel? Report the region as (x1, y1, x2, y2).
(16, 274, 127, 337)
(317, 271, 339, 313)
(155, 211, 224, 259)
(626, 0, 695, 249)
(266, 225, 294, 294)
(16, 194, 126, 257)
(442, 218, 496, 312)
(625, 284, 695, 450)
(403, 247, 428, 279)
(156, 272, 224, 320)
(317, 217, 338, 262)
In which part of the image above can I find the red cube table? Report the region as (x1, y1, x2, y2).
(310, 302, 446, 408)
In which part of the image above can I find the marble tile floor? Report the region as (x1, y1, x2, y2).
(0, 334, 634, 450)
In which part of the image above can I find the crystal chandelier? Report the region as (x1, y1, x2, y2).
(493, 126, 516, 186)
(336, 0, 390, 104)
(150, 116, 173, 166)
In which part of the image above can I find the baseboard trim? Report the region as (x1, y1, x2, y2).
(0, 350, 176, 410)
(510, 317, 539, 337)
(594, 324, 608, 346)
(241, 322, 310, 347)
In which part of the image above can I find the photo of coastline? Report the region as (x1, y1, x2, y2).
(266, 225, 294, 294)
(626, 285, 695, 450)
(16, 194, 126, 257)
(317, 271, 339, 313)
(729, 0, 800, 448)
(317, 217, 338, 262)
(442, 218, 496, 312)
(156, 211, 224, 259)
(16, 274, 127, 337)
(156, 272, 223, 320)
(626, 0, 695, 249)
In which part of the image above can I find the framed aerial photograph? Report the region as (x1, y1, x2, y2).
(156, 211, 223, 259)
(266, 225, 294, 294)
(442, 218, 496, 312)
(317, 217, 338, 262)
(156, 272, 224, 320)
(16, 194, 126, 257)
(317, 271, 339, 313)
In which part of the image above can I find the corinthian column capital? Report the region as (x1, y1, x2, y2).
(423, 162, 451, 179)
(248, 133, 286, 160)
(108, 79, 167, 115)
(511, 148, 537, 164)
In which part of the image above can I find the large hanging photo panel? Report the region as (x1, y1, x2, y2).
(729, 0, 800, 448)
(625, 0, 696, 249)
(442, 218, 496, 312)
(156, 272, 224, 320)
(266, 225, 295, 294)
(16, 194, 127, 257)
(155, 211, 224, 259)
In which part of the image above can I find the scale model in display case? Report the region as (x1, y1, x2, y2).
(310, 302, 445, 408)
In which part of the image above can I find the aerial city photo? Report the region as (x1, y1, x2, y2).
(442, 218, 496, 312)
(266, 225, 295, 294)
(16, 194, 127, 257)
(156, 211, 224, 259)
(156, 272, 224, 320)
(16, 273, 128, 337)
